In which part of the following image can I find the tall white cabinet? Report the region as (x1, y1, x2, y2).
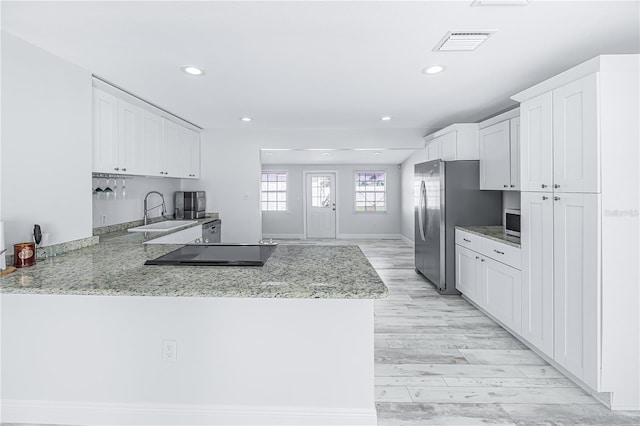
(513, 55, 639, 410)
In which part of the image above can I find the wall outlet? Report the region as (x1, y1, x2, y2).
(100, 215, 107, 225)
(162, 340, 177, 362)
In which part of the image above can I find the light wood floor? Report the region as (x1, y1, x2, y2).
(355, 239, 640, 426)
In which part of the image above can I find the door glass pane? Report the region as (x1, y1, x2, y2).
(311, 176, 331, 207)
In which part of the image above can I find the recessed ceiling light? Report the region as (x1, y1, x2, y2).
(181, 65, 205, 76)
(240, 117, 252, 122)
(307, 148, 336, 151)
(423, 65, 446, 75)
(374, 152, 382, 156)
(321, 152, 330, 156)
(380, 116, 392, 121)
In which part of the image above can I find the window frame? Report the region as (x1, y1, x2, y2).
(260, 170, 288, 212)
(354, 170, 387, 213)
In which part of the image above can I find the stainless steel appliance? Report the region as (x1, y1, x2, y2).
(415, 160, 502, 294)
(202, 219, 221, 243)
(174, 191, 206, 219)
(504, 209, 521, 237)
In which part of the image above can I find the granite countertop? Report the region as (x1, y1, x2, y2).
(0, 228, 387, 299)
(455, 225, 521, 248)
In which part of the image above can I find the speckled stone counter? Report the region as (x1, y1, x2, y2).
(0, 230, 387, 299)
(456, 225, 521, 248)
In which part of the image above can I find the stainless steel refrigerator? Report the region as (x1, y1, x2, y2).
(415, 160, 502, 295)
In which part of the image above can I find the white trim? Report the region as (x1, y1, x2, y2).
(511, 54, 639, 102)
(1, 399, 377, 425)
(400, 234, 414, 247)
(336, 233, 403, 240)
(423, 123, 479, 142)
(262, 233, 306, 240)
(478, 107, 520, 129)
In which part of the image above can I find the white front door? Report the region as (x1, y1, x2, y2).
(306, 173, 336, 238)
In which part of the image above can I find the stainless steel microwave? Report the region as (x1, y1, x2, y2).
(504, 208, 521, 237)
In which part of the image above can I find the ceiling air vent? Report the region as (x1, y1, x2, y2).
(433, 31, 496, 52)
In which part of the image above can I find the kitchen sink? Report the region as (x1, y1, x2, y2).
(128, 220, 197, 233)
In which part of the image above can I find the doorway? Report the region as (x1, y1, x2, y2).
(305, 172, 336, 238)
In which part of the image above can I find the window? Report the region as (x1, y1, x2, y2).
(261, 171, 287, 211)
(355, 172, 386, 212)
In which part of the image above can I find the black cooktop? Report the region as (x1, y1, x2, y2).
(144, 244, 277, 266)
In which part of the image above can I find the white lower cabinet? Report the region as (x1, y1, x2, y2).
(455, 245, 482, 305)
(481, 257, 522, 334)
(455, 231, 522, 333)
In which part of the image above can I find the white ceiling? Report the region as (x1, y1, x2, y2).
(260, 148, 418, 164)
(2, 1, 639, 164)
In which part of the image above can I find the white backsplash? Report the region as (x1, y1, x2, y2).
(92, 176, 182, 228)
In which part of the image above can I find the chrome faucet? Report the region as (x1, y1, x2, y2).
(143, 191, 166, 225)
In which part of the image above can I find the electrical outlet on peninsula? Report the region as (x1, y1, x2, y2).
(162, 340, 177, 362)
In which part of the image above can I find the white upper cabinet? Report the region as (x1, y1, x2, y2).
(138, 110, 163, 177)
(92, 81, 201, 179)
(552, 74, 599, 193)
(92, 89, 119, 174)
(479, 109, 520, 191)
(520, 92, 554, 192)
(509, 117, 520, 190)
(519, 74, 600, 194)
(423, 124, 479, 162)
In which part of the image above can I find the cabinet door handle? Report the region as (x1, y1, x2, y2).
(554, 184, 560, 189)
(480, 258, 485, 262)
(542, 196, 548, 200)
(122, 168, 127, 172)
(475, 256, 480, 260)
(494, 249, 505, 255)
(510, 184, 515, 188)
(503, 184, 509, 188)
(541, 184, 547, 188)
(114, 167, 119, 171)
(463, 238, 471, 243)
(554, 196, 560, 201)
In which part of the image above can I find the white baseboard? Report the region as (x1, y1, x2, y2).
(2, 399, 378, 426)
(336, 233, 403, 240)
(262, 233, 306, 239)
(400, 234, 414, 247)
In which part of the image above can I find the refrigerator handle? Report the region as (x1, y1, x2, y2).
(418, 180, 427, 241)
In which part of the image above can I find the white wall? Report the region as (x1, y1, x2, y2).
(2, 294, 376, 425)
(1, 32, 92, 246)
(92, 176, 181, 227)
(182, 128, 423, 243)
(399, 149, 427, 243)
(262, 164, 401, 238)
(181, 129, 262, 243)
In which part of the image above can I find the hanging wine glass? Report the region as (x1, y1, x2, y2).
(94, 178, 104, 199)
(121, 178, 127, 200)
(103, 178, 113, 200)
(113, 178, 118, 200)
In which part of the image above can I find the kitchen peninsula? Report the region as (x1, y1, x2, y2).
(0, 229, 387, 425)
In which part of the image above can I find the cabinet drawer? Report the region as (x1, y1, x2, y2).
(455, 229, 482, 252)
(481, 238, 521, 270)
